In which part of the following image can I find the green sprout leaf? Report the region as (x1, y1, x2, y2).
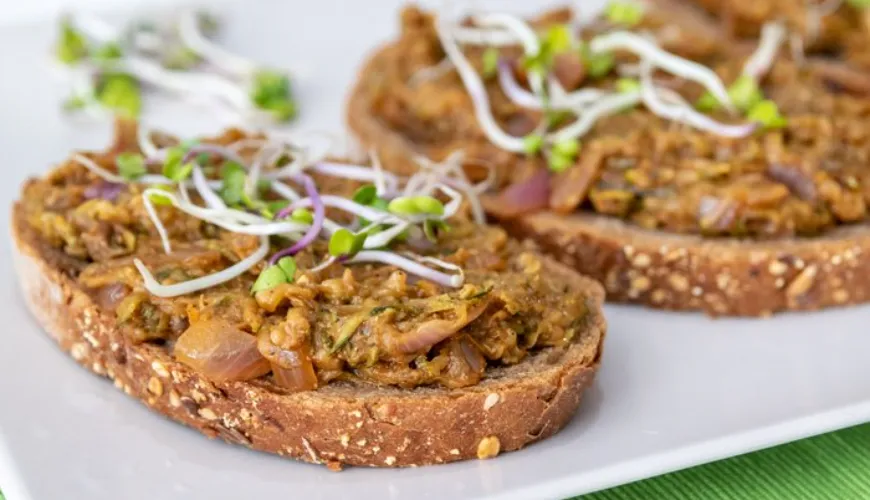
(251, 264, 288, 294)
(93, 42, 123, 62)
(289, 208, 314, 224)
(697, 75, 763, 113)
(328, 228, 367, 257)
(728, 75, 764, 112)
(412, 195, 445, 216)
(62, 94, 91, 112)
(582, 45, 615, 79)
(616, 78, 641, 94)
(747, 99, 787, 129)
(147, 185, 174, 206)
(847, 0, 870, 8)
(352, 184, 378, 205)
(553, 138, 580, 158)
(219, 161, 247, 206)
(163, 161, 193, 182)
(387, 196, 418, 215)
(604, 1, 645, 26)
(546, 109, 573, 127)
(162, 46, 200, 70)
(543, 24, 575, 54)
(523, 134, 544, 155)
(548, 153, 574, 173)
(695, 91, 719, 112)
(96, 73, 141, 118)
(276, 256, 297, 281)
(161, 145, 195, 182)
(387, 195, 445, 216)
(423, 219, 450, 242)
(482, 47, 500, 79)
(56, 18, 88, 64)
(251, 69, 296, 121)
(260, 199, 290, 218)
(116, 152, 146, 180)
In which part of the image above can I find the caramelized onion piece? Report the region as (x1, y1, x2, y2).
(483, 169, 551, 219)
(766, 164, 817, 201)
(698, 196, 739, 232)
(174, 319, 270, 382)
(256, 329, 318, 392)
(271, 359, 318, 392)
(442, 337, 487, 388)
(389, 301, 488, 354)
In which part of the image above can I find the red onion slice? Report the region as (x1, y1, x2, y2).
(269, 173, 325, 264)
(388, 301, 488, 354)
(84, 181, 124, 201)
(483, 169, 551, 218)
(174, 319, 271, 382)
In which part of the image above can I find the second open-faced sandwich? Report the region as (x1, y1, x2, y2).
(348, 3, 870, 316)
(12, 119, 605, 469)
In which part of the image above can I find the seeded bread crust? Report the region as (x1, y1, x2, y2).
(12, 204, 605, 468)
(496, 212, 870, 317)
(347, 43, 870, 317)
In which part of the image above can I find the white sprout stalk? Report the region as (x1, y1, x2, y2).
(270, 180, 301, 201)
(405, 253, 466, 280)
(496, 61, 545, 109)
(292, 195, 408, 226)
(176, 9, 256, 78)
(589, 31, 734, 111)
(638, 61, 757, 139)
(348, 251, 464, 288)
(72, 154, 125, 183)
(436, 16, 527, 152)
(245, 145, 278, 198)
(71, 154, 220, 188)
(137, 123, 161, 159)
(369, 149, 392, 196)
(111, 57, 251, 111)
(549, 76, 607, 109)
(192, 165, 226, 209)
(178, 182, 192, 205)
(434, 182, 463, 220)
(312, 162, 401, 193)
(451, 26, 519, 46)
(69, 12, 119, 43)
(142, 188, 308, 237)
(364, 222, 412, 249)
(472, 13, 545, 96)
(548, 91, 642, 143)
(142, 190, 174, 254)
(309, 256, 338, 273)
(134, 235, 269, 297)
(743, 22, 787, 80)
(789, 34, 807, 67)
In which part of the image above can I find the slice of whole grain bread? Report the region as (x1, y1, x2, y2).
(346, 43, 870, 316)
(11, 205, 605, 468)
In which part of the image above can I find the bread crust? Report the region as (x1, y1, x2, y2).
(12, 204, 605, 468)
(347, 42, 870, 317)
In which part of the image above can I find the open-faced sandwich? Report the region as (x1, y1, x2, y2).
(12, 119, 605, 468)
(348, 3, 870, 316)
(677, 0, 870, 72)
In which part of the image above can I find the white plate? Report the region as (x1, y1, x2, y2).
(2, 1, 870, 499)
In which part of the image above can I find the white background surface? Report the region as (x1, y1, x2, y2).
(1, 1, 870, 499)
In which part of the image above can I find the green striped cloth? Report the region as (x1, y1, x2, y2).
(1, 424, 867, 499)
(581, 423, 870, 499)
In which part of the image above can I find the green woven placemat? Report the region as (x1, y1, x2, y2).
(580, 422, 870, 499)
